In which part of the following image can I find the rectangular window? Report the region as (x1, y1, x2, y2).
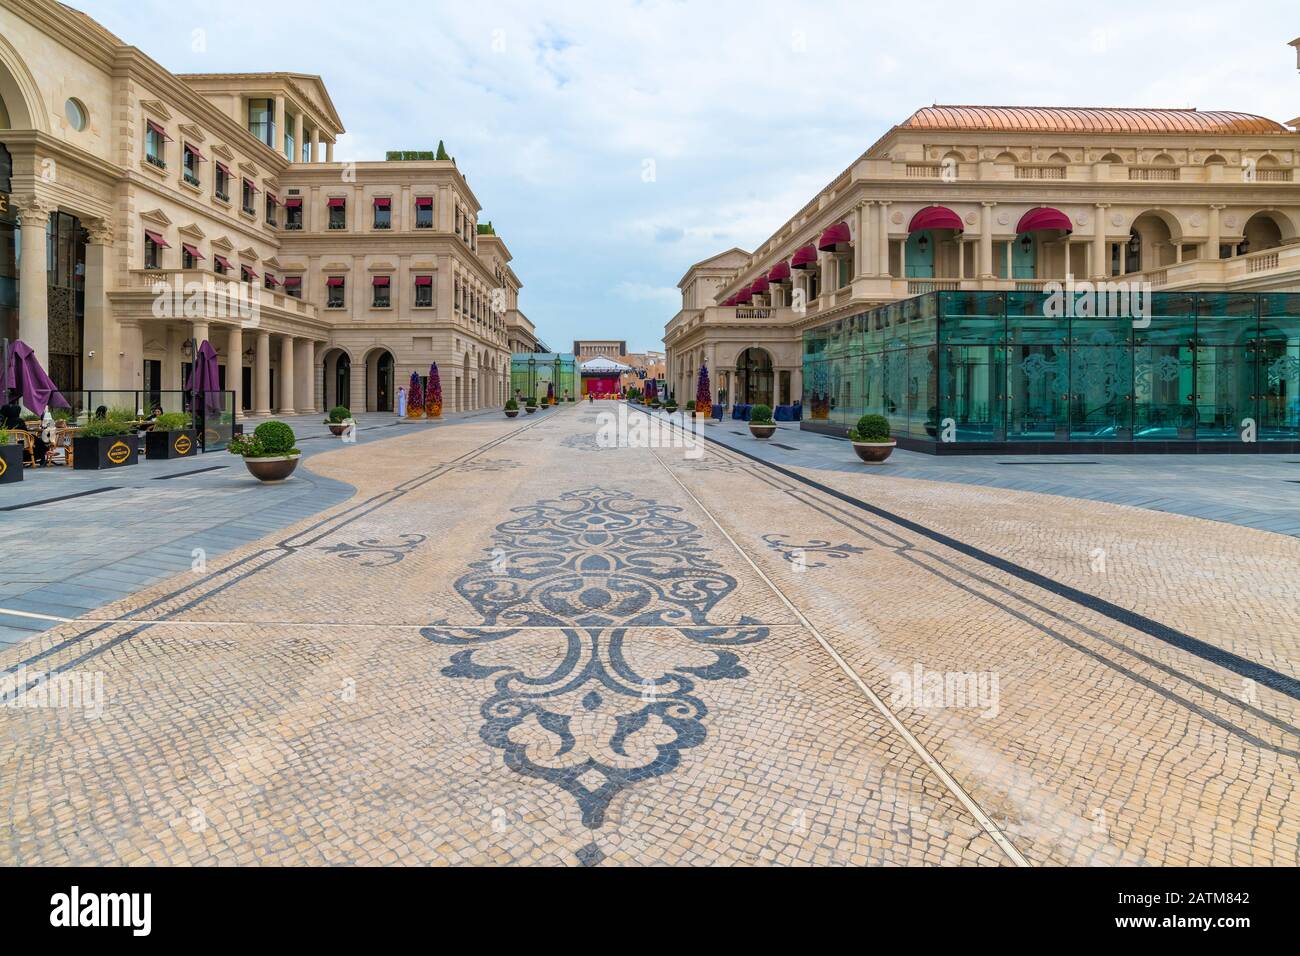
(214, 255, 230, 276)
(265, 194, 278, 227)
(284, 276, 302, 299)
(247, 98, 275, 148)
(284, 198, 303, 230)
(241, 179, 257, 216)
(215, 163, 231, 202)
(301, 135, 311, 164)
(327, 276, 345, 308)
(182, 144, 203, 187)
(182, 243, 204, 269)
(415, 197, 433, 228)
(372, 276, 391, 308)
(414, 275, 433, 307)
(144, 232, 162, 269)
(328, 198, 346, 229)
(373, 197, 391, 229)
(283, 112, 296, 160)
(144, 120, 168, 168)
(241, 265, 256, 283)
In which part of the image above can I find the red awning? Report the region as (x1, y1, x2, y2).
(750, 276, 770, 295)
(214, 254, 232, 270)
(326, 276, 345, 287)
(216, 162, 230, 176)
(722, 296, 737, 306)
(283, 276, 302, 287)
(266, 193, 278, 205)
(283, 197, 303, 208)
(768, 261, 791, 282)
(735, 285, 753, 304)
(240, 267, 255, 281)
(372, 275, 390, 287)
(146, 119, 173, 141)
(415, 196, 433, 205)
(908, 206, 964, 233)
(1016, 207, 1073, 234)
(181, 242, 204, 261)
(264, 273, 278, 287)
(184, 143, 207, 161)
(414, 275, 433, 286)
(373, 197, 391, 208)
(790, 244, 818, 269)
(327, 197, 346, 208)
(144, 229, 170, 248)
(817, 221, 851, 251)
(243, 179, 259, 195)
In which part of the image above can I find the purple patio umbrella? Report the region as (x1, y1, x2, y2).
(185, 339, 224, 413)
(2, 340, 70, 416)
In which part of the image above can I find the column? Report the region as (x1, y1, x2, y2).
(1092, 203, 1110, 279)
(854, 202, 872, 278)
(876, 201, 891, 276)
(227, 325, 244, 415)
(82, 219, 116, 390)
(279, 335, 296, 415)
(274, 94, 286, 154)
(293, 112, 304, 163)
(1207, 204, 1224, 261)
(190, 319, 210, 347)
(326, 140, 334, 163)
(16, 198, 50, 370)
(956, 239, 966, 280)
(293, 338, 314, 413)
(311, 128, 321, 163)
(254, 331, 272, 416)
(979, 202, 995, 278)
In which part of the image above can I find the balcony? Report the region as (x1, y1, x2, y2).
(125, 268, 321, 323)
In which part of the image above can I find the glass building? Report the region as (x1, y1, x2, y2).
(802, 291, 1300, 452)
(510, 352, 577, 402)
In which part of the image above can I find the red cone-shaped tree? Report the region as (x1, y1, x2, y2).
(427, 362, 442, 418)
(408, 371, 425, 419)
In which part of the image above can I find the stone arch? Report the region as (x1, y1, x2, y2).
(362, 345, 396, 413)
(1242, 210, 1293, 254)
(1203, 153, 1227, 165)
(1099, 152, 1123, 164)
(320, 346, 355, 411)
(0, 32, 45, 132)
(1129, 210, 1182, 271)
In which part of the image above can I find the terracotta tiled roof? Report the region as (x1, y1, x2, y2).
(901, 106, 1289, 135)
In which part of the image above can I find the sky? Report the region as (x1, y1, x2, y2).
(75, 0, 1300, 353)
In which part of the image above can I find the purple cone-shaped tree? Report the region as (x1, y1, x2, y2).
(696, 363, 711, 412)
(427, 362, 442, 418)
(408, 371, 425, 419)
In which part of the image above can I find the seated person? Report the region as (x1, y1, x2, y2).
(1, 392, 48, 465)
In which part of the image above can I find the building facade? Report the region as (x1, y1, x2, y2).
(665, 49, 1300, 436)
(0, 0, 533, 418)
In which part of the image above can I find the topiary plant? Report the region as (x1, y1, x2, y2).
(253, 420, 297, 456)
(326, 405, 351, 424)
(505, 398, 519, 411)
(750, 404, 774, 425)
(153, 412, 192, 432)
(78, 418, 135, 438)
(525, 395, 538, 407)
(849, 414, 891, 442)
(685, 400, 695, 412)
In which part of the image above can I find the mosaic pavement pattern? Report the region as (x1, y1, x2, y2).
(1, 403, 1297, 866)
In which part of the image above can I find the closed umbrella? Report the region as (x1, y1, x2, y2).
(3, 340, 70, 416)
(185, 340, 223, 414)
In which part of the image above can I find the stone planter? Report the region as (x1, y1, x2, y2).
(327, 422, 352, 436)
(145, 429, 197, 460)
(525, 406, 537, 414)
(505, 409, 519, 418)
(0, 444, 23, 483)
(851, 440, 897, 464)
(73, 434, 139, 470)
(749, 422, 776, 439)
(243, 454, 301, 482)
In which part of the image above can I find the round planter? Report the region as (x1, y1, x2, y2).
(244, 454, 301, 482)
(525, 406, 537, 414)
(749, 422, 776, 439)
(851, 440, 897, 464)
(505, 409, 519, 418)
(327, 423, 351, 436)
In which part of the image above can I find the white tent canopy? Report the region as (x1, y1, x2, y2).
(580, 357, 632, 373)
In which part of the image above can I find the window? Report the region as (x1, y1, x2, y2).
(241, 179, 257, 216)
(328, 198, 346, 229)
(183, 144, 203, 187)
(215, 163, 231, 202)
(65, 98, 87, 131)
(301, 135, 311, 164)
(283, 112, 296, 160)
(284, 276, 303, 298)
(240, 265, 256, 283)
(248, 98, 275, 148)
(143, 229, 167, 268)
(326, 277, 345, 308)
(415, 197, 433, 228)
(214, 254, 231, 276)
(373, 197, 391, 229)
(414, 275, 433, 307)
(284, 198, 303, 230)
(264, 273, 278, 290)
(144, 120, 169, 168)
(265, 193, 278, 227)
(372, 276, 391, 307)
(182, 242, 204, 269)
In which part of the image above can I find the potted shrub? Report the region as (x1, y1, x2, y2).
(324, 405, 354, 437)
(229, 420, 301, 482)
(749, 404, 776, 439)
(504, 398, 520, 419)
(665, 399, 678, 413)
(525, 396, 538, 414)
(0, 430, 24, 484)
(848, 414, 896, 463)
(145, 412, 197, 460)
(74, 409, 140, 470)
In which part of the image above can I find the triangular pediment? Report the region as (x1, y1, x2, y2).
(367, 260, 397, 272)
(322, 260, 351, 271)
(209, 235, 234, 252)
(139, 100, 172, 121)
(177, 222, 206, 240)
(210, 142, 235, 161)
(238, 246, 259, 261)
(262, 256, 282, 270)
(238, 161, 261, 178)
(140, 208, 173, 227)
(177, 123, 205, 144)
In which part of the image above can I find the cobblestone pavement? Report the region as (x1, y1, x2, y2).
(1, 402, 1296, 866)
